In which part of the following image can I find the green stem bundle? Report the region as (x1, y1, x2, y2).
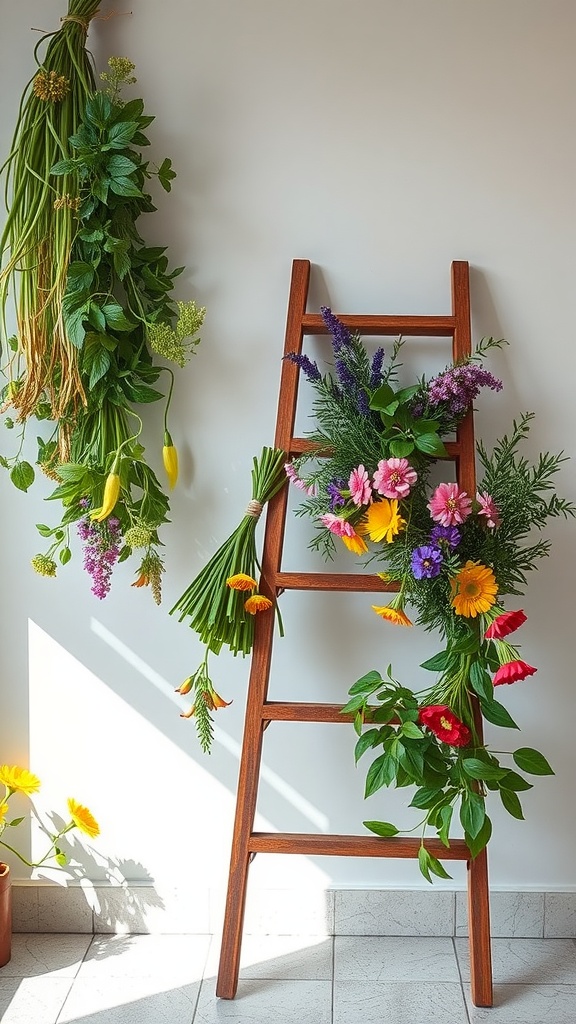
(0, 1, 100, 420)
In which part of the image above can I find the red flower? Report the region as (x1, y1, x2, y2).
(493, 660, 537, 686)
(418, 705, 471, 747)
(485, 609, 527, 640)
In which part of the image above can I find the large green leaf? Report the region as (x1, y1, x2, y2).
(480, 698, 519, 730)
(460, 791, 485, 839)
(10, 461, 35, 492)
(500, 788, 524, 820)
(363, 820, 399, 837)
(513, 747, 554, 776)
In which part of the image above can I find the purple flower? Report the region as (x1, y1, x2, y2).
(327, 478, 347, 510)
(77, 515, 122, 599)
(430, 524, 461, 550)
(335, 358, 356, 390)
(320, 306, 352, 353)
(411, 545, 443, 579)
(369, 347, 385, 389)
(284, 352, 322, 382)
(425, 363, 502, 417)
(357, 390, 370, 417)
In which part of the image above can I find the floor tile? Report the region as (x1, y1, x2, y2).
(76, 933, 211, 984)
(58, 977, 201, 1024)
(455, 936, 576, 985)
(0, 933, 92, 978)
(206, 934, 333, 980)
(0, 977, 72, 1024)
(465, 984, 576, 1023)
(195, 978, 332, 1023)
(334, 935, 460, 982)
(333, 980, 469, 1024)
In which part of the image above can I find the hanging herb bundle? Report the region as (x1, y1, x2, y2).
(170, 446, 287, 751)
(0, 23, 205, 601)
(0, 0, 101, 421)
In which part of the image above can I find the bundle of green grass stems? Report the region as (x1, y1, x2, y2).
(0, 1, 100, 430)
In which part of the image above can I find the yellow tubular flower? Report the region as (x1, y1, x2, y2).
(67, 798, 100, 839)
(0, 765, 41, 795)
(175, 675, 194, 695)
(91, 456, 121, 522)
(162, 430, 179, 489)
(0, 801, 8, 823)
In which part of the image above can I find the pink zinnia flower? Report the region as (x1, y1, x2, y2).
(320, 514, 355, 538)
(428, 482, 472, 527)
(493, 659, 537, 686)
(348, 464, 372, 507)
(477, 491, 501, 529)
(373, 458, 417, 499)
(485, 609, 527, 640)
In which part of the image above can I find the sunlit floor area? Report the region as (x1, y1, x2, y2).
(2, 932, 576, 1023)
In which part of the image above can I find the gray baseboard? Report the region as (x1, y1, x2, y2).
(10, 884, 576, 938)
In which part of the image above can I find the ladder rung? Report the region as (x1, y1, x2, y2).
(249, 832, 470, 861)
(289, 437, 462, 458)
(301, 313, 457, 337)
(275, 572, 398, 592)
(264, 701, 353, 723)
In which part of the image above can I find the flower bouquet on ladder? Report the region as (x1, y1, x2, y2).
(284, 307, 575, 882)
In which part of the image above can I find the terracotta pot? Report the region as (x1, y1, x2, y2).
(0, 863, 11, 967)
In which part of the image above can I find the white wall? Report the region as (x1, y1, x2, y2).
(1, 0, 575, 892)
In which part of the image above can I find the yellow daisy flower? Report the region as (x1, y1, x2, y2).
(244, 594, 273, 614)
(362, 499, 406, 544)
(0, 765, 41, 795)
(372, 604, 413, 627)
(67, 798, 100, 839)
(341, 530, 368, 555)
(227, 573, 257, 591)
(451, 560, 498, 618)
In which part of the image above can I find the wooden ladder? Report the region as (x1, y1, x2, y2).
(216, 259, 493, 1007)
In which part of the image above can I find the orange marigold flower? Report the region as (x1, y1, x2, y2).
(67, 798, 100, 839)
(244, 594, 273, 614)
(227, 573, 257, 591)
(0, 765, 41, 795)
(341, 530, 368, 555)
(372, 604, 413, 627)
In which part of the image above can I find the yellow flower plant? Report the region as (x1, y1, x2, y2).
(0, 764, 100, 869)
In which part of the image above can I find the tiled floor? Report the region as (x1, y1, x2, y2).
(2, 933, 576, 1023)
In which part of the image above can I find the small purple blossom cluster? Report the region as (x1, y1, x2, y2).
(77, 513, 122, 599)
(425, 363, 503, 417)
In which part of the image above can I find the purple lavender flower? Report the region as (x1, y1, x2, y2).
(335, 358, 356, 390)
(411, 545, 443, 579)
(320, 306, 352, 353)
(426, 364, 502, 417)
(369, 347, 385, 389)
(283, 352, 322, 382)
(357, 390, 370, 417)
(327, 478, 347, 510)
(77, 515, 122, 599)
(430, 524, 461, 550)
